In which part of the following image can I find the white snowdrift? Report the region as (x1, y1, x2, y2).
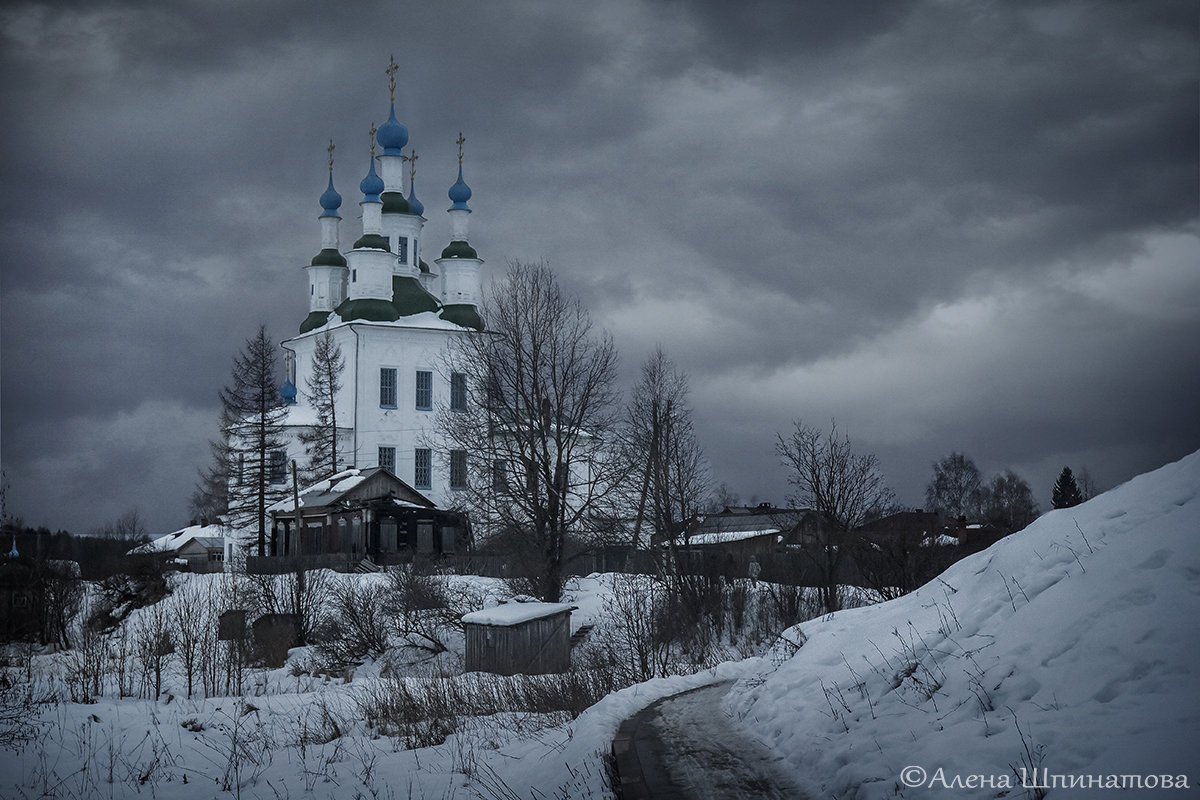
(725, 450, 1200, 798)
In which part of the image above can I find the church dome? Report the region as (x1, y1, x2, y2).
(376, 103, 409, 156)
(407, 185, 424, 217)
(360, 158, 384, 202)
(280, 379, 298, 405)
(319, 175, 342, 217)
(448, 165, 472, 209)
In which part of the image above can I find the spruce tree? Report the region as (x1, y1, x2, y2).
(219, 325, 288, 556)
(1052, 466, 1084, 509)
(298, 331, 346, 482)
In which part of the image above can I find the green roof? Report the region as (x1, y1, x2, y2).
(352, 233, 391, 251)
(336, 297, 400, 323)
(381, 191, 413, 215)
(299, 310, 331, 333)
(392, 276, 441, 317)
(439, 303, 485, 331)
(418, 258, 430, 274)
(309, 248, 347, 267)
(440, 240, 478, 259)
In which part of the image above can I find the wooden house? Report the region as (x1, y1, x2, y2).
(461, 602, 574, 675)
(261, 467, 469, 572)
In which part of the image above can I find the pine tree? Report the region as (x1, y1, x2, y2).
(298, 331, 346, 482)
(1052, 466, 1084, 509)
(220, 325, 288, 556)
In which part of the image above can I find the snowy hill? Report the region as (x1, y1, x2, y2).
(725, 449, 1200, 797)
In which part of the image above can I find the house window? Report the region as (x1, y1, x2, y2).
(450, 449, 468, 489)
(269, 450, 287, 484)
(450, 372, 467, 411)
(397, 237, 408, 264)
(380, 367, 397, 408)
(441, 526, 457, 553)
(417, 522, 434, 553)
(380, 520, 397, 553)
(415, 370, 432, 410)
(378, 446, 396, 474)
(414, 448, 432, 489)
(237, 454, 245, 486)
(491, 459, 508, 493)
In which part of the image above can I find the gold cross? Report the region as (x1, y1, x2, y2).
(369, 123, 377, 158)
(386, 55, 399, 103)
(408, 149, 418, 185)
(327, 138, 335, 172)
(456, 131, 466, 165)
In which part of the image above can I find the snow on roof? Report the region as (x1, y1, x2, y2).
(686, 528, 781, 546)
(460, 602, 575, 627)
(268, 468, 369, 513)
(131, 524, 227, 555)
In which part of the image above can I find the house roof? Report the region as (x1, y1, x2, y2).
(693, 505, 820, 535)
(131, 524, 227, 555)
(461, 602, 574, 627)
(268, 467, 435, 514)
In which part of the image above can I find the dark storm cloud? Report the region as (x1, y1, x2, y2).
(2, 0, 1196, 533)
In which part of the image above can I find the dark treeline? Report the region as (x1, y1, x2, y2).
(1, 524, 148, 580)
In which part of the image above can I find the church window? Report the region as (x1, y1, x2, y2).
(414, 448, 432, 489)
(397, 237, 408, 264)
(380, 368, 397, 408)
(352, 269, 357, 282)
(415, 370, 432, 410)
(269, 450, 287, 484)
(451, 372, 467, 411)
(378, 446, 396, 474)
(450, 449, 468, 489)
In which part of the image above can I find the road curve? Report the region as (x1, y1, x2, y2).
(612, 680, 807, 799)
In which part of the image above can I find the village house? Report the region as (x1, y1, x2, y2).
(259, 467, 469, 572)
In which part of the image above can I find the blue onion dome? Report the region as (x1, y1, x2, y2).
(407, 183, 424, 217)
(319, 174, 342, 217)
(360, 158, 384, 202)
(376, 103, 409, 155)
(280, 379, 298, 405)
(448, 164, 472, 209)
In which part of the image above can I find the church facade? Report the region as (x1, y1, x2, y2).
(275, 78, 484, 513)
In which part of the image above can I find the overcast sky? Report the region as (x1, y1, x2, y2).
(2, 0, 1197, 535)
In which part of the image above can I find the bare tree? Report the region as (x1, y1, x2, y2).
(777, 420, 894, 531)
(627, 347, 709, 549)
(298, 331, 346, 482)
(925, 452, 983, 520)
(980, 469, 1039, 532)
(220, 325, 288, 556)
(777, 420, 895, 613)
(437, 261, 625, 602)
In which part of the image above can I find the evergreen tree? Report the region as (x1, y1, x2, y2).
(189, 437, 230, 524)
(297, 331, 346, 482)
(219, 325, 288, 556)
(1052, 466, 1084, 509)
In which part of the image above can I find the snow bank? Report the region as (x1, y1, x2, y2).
(726, 449, 1200, 798)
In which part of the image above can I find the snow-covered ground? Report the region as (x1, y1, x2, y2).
(727, 449, 1200, 798)
(2, 450, 1196, 798)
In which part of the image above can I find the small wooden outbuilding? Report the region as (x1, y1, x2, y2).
(461, 602, 574, 676)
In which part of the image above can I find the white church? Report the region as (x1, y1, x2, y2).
(275, 79, 484, 512)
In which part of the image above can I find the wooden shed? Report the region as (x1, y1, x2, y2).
(461, 602, 574, 676)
